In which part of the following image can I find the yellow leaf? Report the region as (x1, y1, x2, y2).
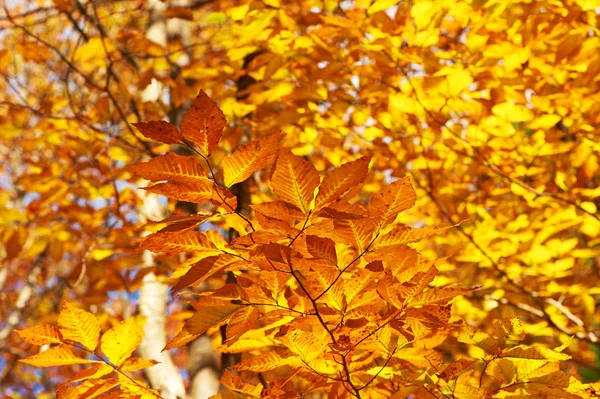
(314, 156, 371, 210)
(180, 90, 227, 156)
(368, 0, 399, 15)
(185, 302, 243, 335)
(458, 324, 500, 355)
(223, 132, 280, 187)
(100, 318, 144, 367)
(270, 148, 320, 214)
(492, 102, 534, 122)
(58, 301, 101, 351)
(282, 329, 328, 363)
(501, 345, 571, 361)
(20, 344, 100, 367)
(408, 287, 474, 307)
(527, 114, 562, 129)
(120, 357, 159, 372)
(171, 255, 236, 291)
(67, 362, 114, 383)
(233, 350, 301, 372)
(411, 1, 437, 30)
(164, 301, 242, 350)
(16, 325, 63, 346)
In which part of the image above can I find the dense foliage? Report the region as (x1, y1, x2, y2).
(1, 0, 599, 398)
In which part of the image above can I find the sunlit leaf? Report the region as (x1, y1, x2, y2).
(223, 132, 280, 187)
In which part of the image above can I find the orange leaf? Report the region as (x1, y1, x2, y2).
(120, 357, 159, 372)
(171, 255, 234, 291)
(133, 120, 182, 144)
(58, 301, 101, 351)
(306, 235, 338, 266)
(334, 218, 377, 252)
(140, 230, 221, 256)
(270, 149, 320, 214)
(180, 90, 226, 156)
(225, 306, 259, 345)
(163, 325, 200, 351)
(144, 180, 215, 203)
(164, 7, 194, 21)
(127, 152, 208, 183)
(375, 225, 443, 249)
(408, 287, 474, 307)
(186, 302, 243, 335)
(19, 344, 100, 367)
(223, 132, 280, 187)
(314, 156, 371, 210)
(16, 324, 63, 346)
(251, 201, 304, 221)
(368, 176, 416, 229)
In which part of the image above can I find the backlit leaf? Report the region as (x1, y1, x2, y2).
(20, 344, 100, 367)
(180, 90, 226, 156)
(127, 153, 208, 183)
(368, 177, 416, 229)
(223, 132, 280, 187)
(58, 301, 101, 351)
(100, 318, 144, 367)
(314, 156, 371, 210)
(143, 180, 215, 203)
(16, 324, 63, 346)
(270, 149, 320, 214)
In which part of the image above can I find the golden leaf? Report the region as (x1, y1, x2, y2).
(100, 318, 144, 367)
(270, 149, 320, 214)
(314, 156, 371, 210)
(16, 324, 63, 346)
(20, 344, 100, 367)
(368, 177, 416, 229)
(58, 301, 101, 351)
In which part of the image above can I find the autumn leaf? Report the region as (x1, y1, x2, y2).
(314, 156, 371, 210)
(58, 301, 102, 351)
(120, 357, 159, 372)
(139, 230, 221, 256)
(306, 234, 338, 266)
(222, 132, 280, 187)
(100, 318, 144, 367)
(180, 90, 226, 156)
(16, 324, 63, 346)
(368, 176, 416, 229)
(143, 180, 215, 203)
(133, 120, 183, 144)
(185, 302, 243, 335)
(20, 344, 100, 367)
(270, 149, 320, 214)
(127, 152, 209, 184)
